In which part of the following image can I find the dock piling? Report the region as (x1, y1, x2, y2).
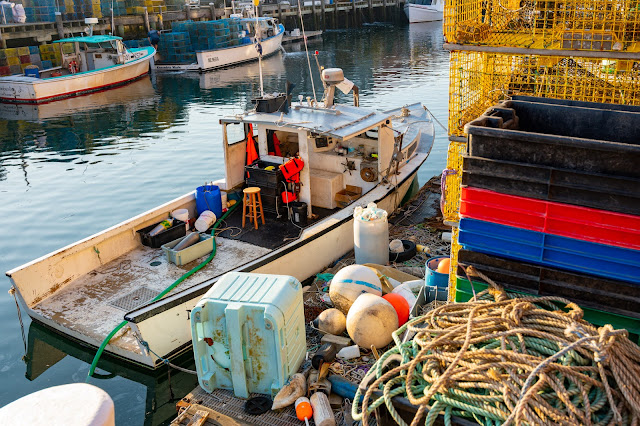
(144, 7, 151, 33)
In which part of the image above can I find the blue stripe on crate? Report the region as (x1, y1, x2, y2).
(458, 218, 640, 284)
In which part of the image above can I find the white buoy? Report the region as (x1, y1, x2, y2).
(313, 308, 346, 335)
(310, 392, 336, 426)
(346, 293, 399, 349)
(329, 264, 382, 314)
(0, 383, 115, 426)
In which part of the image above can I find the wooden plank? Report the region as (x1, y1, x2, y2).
(186, 410, 209, 426)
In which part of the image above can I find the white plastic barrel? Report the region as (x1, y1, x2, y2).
(353, 203, 389, 265)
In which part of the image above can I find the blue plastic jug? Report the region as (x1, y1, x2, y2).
(195, 185, 222, 219)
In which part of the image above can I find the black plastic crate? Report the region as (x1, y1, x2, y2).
(462, 155, 640, 215)
(456, 250, 640, 320)
(137, 219, 186, 249)
(245, 160, 285, 189)
(464, 98, 640, 178)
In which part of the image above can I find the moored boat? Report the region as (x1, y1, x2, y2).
(6, 67, 435, 369)
(153, 17, 284, 72)
(0, 35, 154, 104)
(403, 0, 444, 23)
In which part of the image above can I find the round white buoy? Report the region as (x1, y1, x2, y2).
(346, 293, 399, 349)
(0, 383, 115, 426)
(314, 308, 347, 335)
(329, 264, 382, 314)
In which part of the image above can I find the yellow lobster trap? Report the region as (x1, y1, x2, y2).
(449, 50, 640, 137)
(444, 0, 640, 52)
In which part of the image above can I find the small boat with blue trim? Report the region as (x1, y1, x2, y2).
(0, 35, 155, 104)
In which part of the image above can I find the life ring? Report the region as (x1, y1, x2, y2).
(68, 60, 78, 74)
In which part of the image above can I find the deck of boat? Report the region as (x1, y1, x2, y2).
(32, 237, 271, 357)
(30, 204, 336, 358)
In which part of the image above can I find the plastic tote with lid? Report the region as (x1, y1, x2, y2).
(353, 202, 389, 265)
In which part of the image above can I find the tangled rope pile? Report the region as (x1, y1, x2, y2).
(352, 269, 640, 426)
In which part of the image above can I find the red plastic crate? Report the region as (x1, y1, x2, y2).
(460, 187, 640, 250)
(0, 66, 10, 76)
(19, 55, 31, 64)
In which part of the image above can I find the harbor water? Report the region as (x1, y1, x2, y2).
(0, 23, 449, 424)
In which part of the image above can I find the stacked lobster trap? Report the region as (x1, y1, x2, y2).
(442, 0, 640, 300)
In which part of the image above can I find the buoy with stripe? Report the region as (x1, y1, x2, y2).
(329, 264, 382, 314)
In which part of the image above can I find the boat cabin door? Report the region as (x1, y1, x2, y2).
(222, 121, 250, 189)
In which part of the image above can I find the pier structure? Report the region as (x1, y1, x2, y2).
(0, 0, 405, 48)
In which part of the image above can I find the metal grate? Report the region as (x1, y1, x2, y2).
(448, 50, 640, 137)
(186, 387, 348, 426)
(109, 287, 159, 311)
(444, 0, 640, 52)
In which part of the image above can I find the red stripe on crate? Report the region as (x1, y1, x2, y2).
(460, 187, 640, 250)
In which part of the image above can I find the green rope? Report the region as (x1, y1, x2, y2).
(351, 291, 632, 426)
(86, 202, 239, 381)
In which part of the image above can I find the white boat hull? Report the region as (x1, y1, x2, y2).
(153, 27, 284, 72)
(404, 3, 443, 23)
(0, 47, 155, 104)
(8, 153, 425, 368)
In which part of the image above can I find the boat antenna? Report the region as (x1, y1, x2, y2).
(296, 0, 317, 104)
(254, 0, 264, 97)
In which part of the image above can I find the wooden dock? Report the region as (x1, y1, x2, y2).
(282, 30, 323, 44)
(0, 0, 404, 48)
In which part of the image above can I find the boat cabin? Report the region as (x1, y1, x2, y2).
(39, 36, 138, 78)
(239, 17, 281, 39)
(221, 92, 425, 220)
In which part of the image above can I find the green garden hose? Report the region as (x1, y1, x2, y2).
(86, 202, 239, 381)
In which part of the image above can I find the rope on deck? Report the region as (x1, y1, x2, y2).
(352, 266, 640, 425)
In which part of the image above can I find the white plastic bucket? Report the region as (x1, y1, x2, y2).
(195, 210, 216, 232)
(171, 208, 189, 222)
(353, 204, 389, 265)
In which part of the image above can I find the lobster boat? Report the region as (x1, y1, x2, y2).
(6, 67, 435, 368)
(0, 35, 154, 104)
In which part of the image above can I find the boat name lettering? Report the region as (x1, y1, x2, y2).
(207, 57, 220, 63)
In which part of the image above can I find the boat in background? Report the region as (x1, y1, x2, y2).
(153, 17, 284, 72)
(404, 0, 444, 23)
(0, 34, 154, 104)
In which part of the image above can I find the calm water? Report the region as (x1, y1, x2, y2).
(0, 23, 449, 424)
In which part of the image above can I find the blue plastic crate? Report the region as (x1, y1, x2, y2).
(458, 218, 640, 284)
(41, 60, 52, 69)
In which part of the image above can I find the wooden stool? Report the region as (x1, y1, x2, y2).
(242, 187, 265, 230)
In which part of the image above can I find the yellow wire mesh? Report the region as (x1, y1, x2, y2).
(442, 140, 466, 222)
(448, 226, 461, 301)
(449, 50, 640, 136)
(444, 0, 640, 52)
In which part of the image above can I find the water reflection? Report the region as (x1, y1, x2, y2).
(25, 322, 198, 426)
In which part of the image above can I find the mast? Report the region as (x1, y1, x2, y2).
(254, 0, 264, 97)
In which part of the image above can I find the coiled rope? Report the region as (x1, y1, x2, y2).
(352, 266, 640, 425)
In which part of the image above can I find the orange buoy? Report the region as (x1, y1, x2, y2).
(295, 397, 313, 425)
(436, 258, 451, 274)
(382, 293, 410, 326)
